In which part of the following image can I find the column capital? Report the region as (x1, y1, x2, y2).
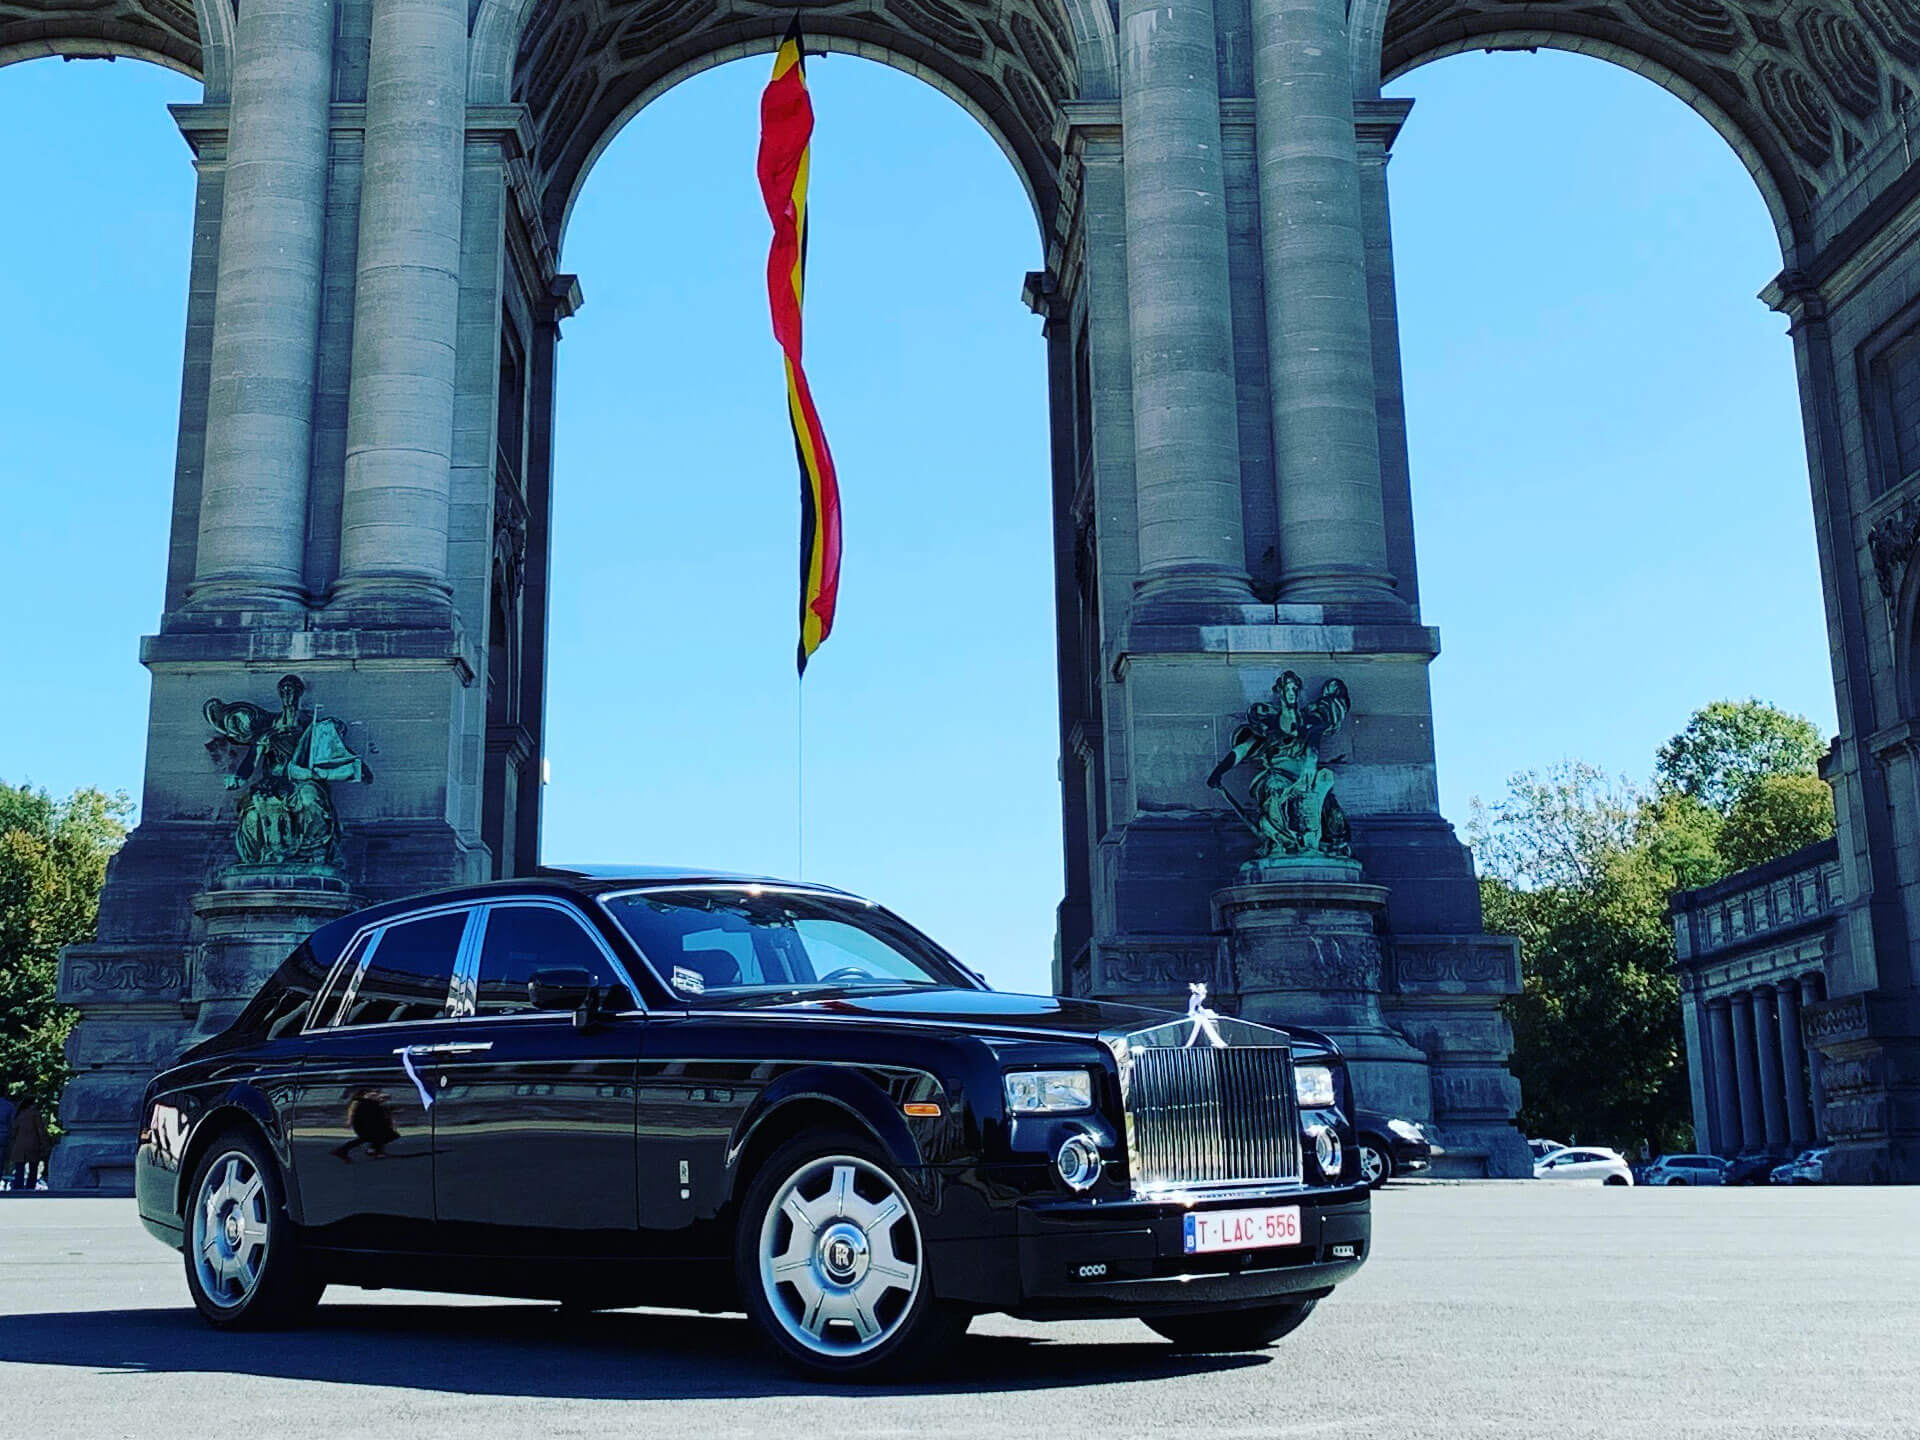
(1353, 96, 1415, 153)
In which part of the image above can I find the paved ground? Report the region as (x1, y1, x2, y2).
(0, 1184, 1913, 1438)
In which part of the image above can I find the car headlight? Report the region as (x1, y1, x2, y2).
(1295, 1064, 1336, 1109)
(1387, 1118, 1425, 1142)
(1004, 1069, 1094, 1114)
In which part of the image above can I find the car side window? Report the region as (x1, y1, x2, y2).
(475, 904, 636, 1015)
(336, 910, 468, 1027)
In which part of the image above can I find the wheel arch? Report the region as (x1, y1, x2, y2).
(725, 1069, 927, 1212)
(174, 1090, 299, 1224)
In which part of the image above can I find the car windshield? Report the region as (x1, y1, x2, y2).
(600, 887, 981, 1000)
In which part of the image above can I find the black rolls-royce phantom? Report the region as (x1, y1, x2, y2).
(136, 866, 1371, 1379)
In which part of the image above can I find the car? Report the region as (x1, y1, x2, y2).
(135, 866, 1370, 1380)
(1643, 1154, 1730, 1186)
(1352, 1108, 1432, 1189)
(1771, 1148, 1829, 1184)
(1532, 1146, 1634, 1185)
(1724, 1154, 1780, 1186)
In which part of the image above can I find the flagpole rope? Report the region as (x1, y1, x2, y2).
(796, 676, 805, 881)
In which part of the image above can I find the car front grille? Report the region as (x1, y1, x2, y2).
(1120, 1044, 1302, 1194)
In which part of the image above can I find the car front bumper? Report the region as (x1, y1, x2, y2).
(928, 1184, 1371, 1319)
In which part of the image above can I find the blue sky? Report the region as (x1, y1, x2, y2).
(0, 47, 1833, 996)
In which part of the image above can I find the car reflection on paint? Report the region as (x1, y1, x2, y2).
(135, 866, 1371, 1380)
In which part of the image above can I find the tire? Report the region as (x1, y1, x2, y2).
(735, 1127, 970, 1381)
(1605, 1174, 1629, 1186)
(1145, 1300, 1318, 1351)
(183, 1129, 324, 1329)
(1666, 1178, 1687, 1186)
(1357, 1140, 1392, 1190)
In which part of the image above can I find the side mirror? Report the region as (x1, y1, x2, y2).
(527, 967, 599, 1021)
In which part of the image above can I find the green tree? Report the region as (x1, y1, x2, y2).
(1717, 772, 1836, 873)
(1473, 765, 1690, 1154)
(0, 783, 130, 1115)
(1473, 701, 1838, 1155)
(1654, 699, 1827, 816)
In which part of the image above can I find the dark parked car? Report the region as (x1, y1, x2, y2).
(1351, 1109, 1432, 1189)
(136, 867, 1370, 1379)
(1724, 1154, 1780, 1186)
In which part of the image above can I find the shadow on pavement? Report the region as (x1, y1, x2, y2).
(0, 1303, 1264, 1398)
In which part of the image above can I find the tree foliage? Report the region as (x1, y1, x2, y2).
(1475, 700, 1835, 1155)
(0, 783, 130, 1114)
(1654, 699, 1827, 816)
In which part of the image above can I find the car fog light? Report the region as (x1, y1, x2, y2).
(1311, 1124, 1342, 1178)
(1056, 1133, 1103, 1191)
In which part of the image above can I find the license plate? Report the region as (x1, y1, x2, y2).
(1182, 1204, 1302, 1255)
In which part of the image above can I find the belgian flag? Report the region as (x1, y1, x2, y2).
(758, 21, 842, 675)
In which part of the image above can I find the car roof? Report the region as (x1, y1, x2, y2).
(536, 863, 861, 897)
(312, 867, 866, 940)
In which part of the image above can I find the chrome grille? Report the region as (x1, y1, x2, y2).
(1122, 1045, 1301, 1193)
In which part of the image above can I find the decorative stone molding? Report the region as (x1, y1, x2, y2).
(1390, 935, 1522, 994)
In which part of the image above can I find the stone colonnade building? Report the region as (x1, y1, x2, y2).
(7, 0, 1920, 1186)
(1672, 839, 1842, 1159)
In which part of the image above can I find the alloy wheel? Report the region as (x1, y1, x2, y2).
(1359, 1144, 1387, 1187)
(192, 1150, 271, 1310)
(757, 1153, 923, 1358)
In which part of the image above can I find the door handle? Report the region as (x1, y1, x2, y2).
(395, 1042, 495, 1057)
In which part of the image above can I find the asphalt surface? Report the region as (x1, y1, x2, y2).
(0, 1183, 1912, 1438)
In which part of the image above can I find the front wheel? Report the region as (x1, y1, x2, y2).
(183, 1131, 324, 1329)
(736, 1129, 970, 1381)
(1145, 1300, 1318, 1351)
(1357, 1140, 1391, 1190)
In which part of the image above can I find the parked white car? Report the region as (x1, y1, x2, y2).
(1532, 1146, 1635, 1185)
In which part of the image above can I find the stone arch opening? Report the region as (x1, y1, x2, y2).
(1359, 0, 1920, 259)
(0, 0, 227, 94)
(473, 0, 1103, 247)
(526, 56, 1060, 954)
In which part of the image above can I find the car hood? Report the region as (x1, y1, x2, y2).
(688, 986, 1339, 1057)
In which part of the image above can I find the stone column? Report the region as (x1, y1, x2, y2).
(1353, 97, 1420, 611)
(1751, 985, 1789, 1151)
(1118, 0, 1255, 604)
(1706, 997, 1742, 1155)
(1800, 972, 1829, 1140)
(185, 0, 336, 610)
(1252, 0, 1397, 603)
(1776, 979, 1812, 1149)
(331, 0, 469, 614)
(1729, 989, 1764, 1150)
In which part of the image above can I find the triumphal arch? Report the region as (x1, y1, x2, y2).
(15, 0, 1920, 1185)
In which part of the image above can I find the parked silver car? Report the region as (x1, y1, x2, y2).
(1770, 1148, 1830, 1184)
(1644, 1154, 1730, 1186)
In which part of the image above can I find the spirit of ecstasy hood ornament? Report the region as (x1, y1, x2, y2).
(1185, 983, 1227, 1049)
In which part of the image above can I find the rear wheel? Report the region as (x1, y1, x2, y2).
(1605, 1174, 1630, 1186)
(1145, 1300, 1318, 1351)
(183, 1130, 324, 1329)
(736, 1128, 970, 1381)
(1357, 1140, 1391, 1190)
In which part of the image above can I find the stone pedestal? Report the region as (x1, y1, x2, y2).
(1213, 871, 1429, 1116)
(186, 875, 358, 1043)
(51, 875, 355, 1191)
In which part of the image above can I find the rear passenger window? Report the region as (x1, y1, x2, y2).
(338, 911, 468, 1026)
(475, 905, 636, 1015)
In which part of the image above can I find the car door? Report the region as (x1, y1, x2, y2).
(1541, 1150, 1593, 1181)
(286, 905, 478, 1249)
(428, 899, 643, 1254)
